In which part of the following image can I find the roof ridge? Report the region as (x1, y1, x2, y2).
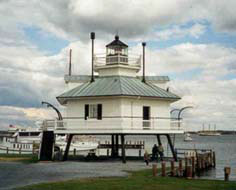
(118, 77, 123, 95)
(146, 82, 180, 98)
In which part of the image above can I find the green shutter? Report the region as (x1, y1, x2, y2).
(85, 104, 89, 120)
(97, 104, 102, 120)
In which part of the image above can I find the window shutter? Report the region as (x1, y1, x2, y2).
(85, 104, 89, 120)
(97, 104, 102, 120)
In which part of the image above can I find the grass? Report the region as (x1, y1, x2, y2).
(0, 154, 38, 163)
(14, 169, 236, 190)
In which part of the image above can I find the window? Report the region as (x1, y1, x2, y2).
(143, 106, 151, 128)
(85, 104, 102, 120)
(89, 104, 98, 118)
(30, 132, 40, 136)
(19, 132, 29, 136)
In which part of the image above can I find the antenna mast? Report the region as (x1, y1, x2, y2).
(90, 32, 95, 82)
(68, 49, 72, 76)
(142, 42, 146, 83)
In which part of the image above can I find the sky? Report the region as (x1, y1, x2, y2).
(0, 0, 236, 131)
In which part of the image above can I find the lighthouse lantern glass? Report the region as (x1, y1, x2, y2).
(106, 46, 128, 56)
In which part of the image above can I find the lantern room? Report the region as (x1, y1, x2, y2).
(106, 35, 128, 65)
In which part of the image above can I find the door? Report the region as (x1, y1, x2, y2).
(143, 106, 150, 128)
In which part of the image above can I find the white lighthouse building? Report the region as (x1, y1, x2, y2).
(46, 33, 183, 162)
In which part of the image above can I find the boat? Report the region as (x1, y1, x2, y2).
(198, 124, 221, 136)
(55, 135, 98, 151)
(0, 125, 98, 154)
(0, 126, 41, 153)
(184, 133, 193, 141)
(198, 131, 221, 136)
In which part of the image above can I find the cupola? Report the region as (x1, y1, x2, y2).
(106, 35, 128, 65)
(94, 35, 141, 77)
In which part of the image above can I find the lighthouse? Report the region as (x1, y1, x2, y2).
(53, 33, 182, 162)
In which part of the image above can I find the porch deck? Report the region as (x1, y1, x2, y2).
(43, 117, 184, 135)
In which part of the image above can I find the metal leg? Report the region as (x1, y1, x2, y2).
(121, 134, 126, 163)
(156, 134, 161, 145)
(115, 135, 119, 157)
(166, 134, 177, 161)
(63, 134, 73, 161)
(111, 135, 115, 157)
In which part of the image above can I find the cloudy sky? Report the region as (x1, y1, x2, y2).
(0, 0, 236, 131)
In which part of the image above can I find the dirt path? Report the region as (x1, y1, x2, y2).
(0, 161, 153, 190)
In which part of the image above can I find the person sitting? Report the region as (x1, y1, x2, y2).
(152, 144, 158, 161)
(144, 150, 150, 166)
(158, 143, 164, 161)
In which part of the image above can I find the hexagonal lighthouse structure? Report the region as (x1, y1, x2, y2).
(47, 33, 183, 162)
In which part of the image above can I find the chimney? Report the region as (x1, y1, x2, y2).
(68, 49, 72, 76)
(90, 32, 95, 82)
(142, 42, 146, 83)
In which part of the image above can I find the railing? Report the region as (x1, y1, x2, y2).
(43, 117, 183, 133)
(94, 53, 141, 68)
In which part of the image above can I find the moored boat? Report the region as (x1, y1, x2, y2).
(184, 133, 193, 141)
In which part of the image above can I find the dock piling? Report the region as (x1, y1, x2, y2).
(224, 167, 231, 181)
(152, 164, 157, 177)
(171, 160, 175, 176)
(161, 162, 166, 177)
(186, 166, 192, 179)
(178, 159, 183, 177)
(184, 157, 188, 176)
(213, 151, 216, 168)
(191, 156, 195, 177)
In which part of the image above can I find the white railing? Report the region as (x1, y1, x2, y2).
(43, 118, 183, 133)
(94, 53, 141, 68)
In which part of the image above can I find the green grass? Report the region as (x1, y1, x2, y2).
(0, 154, 38, 163)
(14, 169, 236, 190)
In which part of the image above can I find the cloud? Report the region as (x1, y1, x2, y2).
(141, 43, 236, 77)
(170, 78, 236, 131)
(0, 106, 56, 130)
(152, 23, 206, 41)
(1, 0, 236, 43)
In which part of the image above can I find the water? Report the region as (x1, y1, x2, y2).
(97, 134, 236, 181)
(174, 134, 236, 181)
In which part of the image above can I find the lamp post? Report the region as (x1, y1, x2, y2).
(41, 101, 63, 120)
(171, 106, 193, 128)
(170, 106, 193, 146)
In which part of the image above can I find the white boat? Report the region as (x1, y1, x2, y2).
(0, 128, 41, 153)
(55, 135, 98, 151)
(198, 132, 221, 136)
(198, 124, 221, 136)
(0, 125, 98, 154)
(184, 133, 193, 141)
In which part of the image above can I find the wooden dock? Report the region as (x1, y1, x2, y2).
(154, 148, 216, 178)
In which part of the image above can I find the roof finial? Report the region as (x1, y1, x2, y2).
(115, 29, 119, 40)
